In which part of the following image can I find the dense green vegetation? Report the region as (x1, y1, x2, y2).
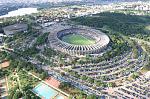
(43, 47, 57, 57)
(34, 33, 49, 46)
(20, 47, 40, 57)
(59, 82, 97, 99)
(0, 51, 48, 99)
(62, 34, 95, 45)
(10, 59, 47, 78)
(0, 51, 9, 61)
(7, 70, 41, 99)
(0, 69, 9, 77)
(71, 12, 150, 41)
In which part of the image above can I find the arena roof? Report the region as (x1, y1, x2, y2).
(3, 23, 27, 31)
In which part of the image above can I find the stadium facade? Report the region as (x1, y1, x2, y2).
(48, 24, 110, 56)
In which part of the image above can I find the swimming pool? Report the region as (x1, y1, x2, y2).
(56, 95, 65, 99)
(33, 82, 58, 99)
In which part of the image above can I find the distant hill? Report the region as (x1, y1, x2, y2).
(84, 0, 150, 3)
(0, 0, 149, 4)
(0, 0, 82, 4)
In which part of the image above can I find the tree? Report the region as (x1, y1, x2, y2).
(88, 78, 95, 83)
(40, 72, 48, 79)
(86, 94, 97, 99)
(81, 75, 88, 81)
(108, 82, 116, 87)
(34, 33, 49, 46)
(12, 90, 22, 99)
(131, 72, 139, 79)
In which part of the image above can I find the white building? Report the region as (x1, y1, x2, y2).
(41, 21, 57, 28)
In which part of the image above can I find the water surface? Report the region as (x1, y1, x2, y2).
(0, 8, 38, 18)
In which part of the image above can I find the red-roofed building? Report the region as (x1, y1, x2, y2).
(0, 60, 10, 69)
(45, 77, 60, 88)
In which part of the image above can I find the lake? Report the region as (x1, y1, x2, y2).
(0, 8, 38, 18)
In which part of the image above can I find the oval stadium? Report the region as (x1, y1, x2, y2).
(48, 24, 110, 56)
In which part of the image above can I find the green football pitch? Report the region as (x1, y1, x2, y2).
(62, 34, 95, 45)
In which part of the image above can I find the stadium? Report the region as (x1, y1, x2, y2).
(48, 24, 110, 56)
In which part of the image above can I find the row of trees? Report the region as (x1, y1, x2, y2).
(59, 82, 97, 99)
(66, 69, 116, 88)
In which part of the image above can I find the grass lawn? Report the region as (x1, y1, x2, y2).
(62, 34, 95, 45)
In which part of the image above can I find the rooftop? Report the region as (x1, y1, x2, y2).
(0, 60, 10, 69)
(45, 77, 60, 88)
(3, 24, 27, 31)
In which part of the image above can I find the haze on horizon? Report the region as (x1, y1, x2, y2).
(0, 0, 149, 4)
(0, 0, 83, 3)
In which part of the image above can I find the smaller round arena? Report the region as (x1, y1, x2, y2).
(48, 24, 110, 56)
